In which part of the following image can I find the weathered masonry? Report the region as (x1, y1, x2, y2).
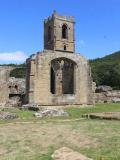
(26, 11, 95, 106)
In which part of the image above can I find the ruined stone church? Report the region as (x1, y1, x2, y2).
(26, 11, 94, 106)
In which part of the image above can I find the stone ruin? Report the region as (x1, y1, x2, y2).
(26, 11, 95, 107)
(0, 12, 120, 109)
(7, 77, 25, 107)
(95, 85, 120, 103)
(0, 66, 13, 106)
(0, 111, 18, 120)
(0, 66, 25, 107)
(34, 108, 69, 118)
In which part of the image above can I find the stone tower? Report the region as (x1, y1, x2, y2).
(44, 11, 75, 53)
(26, 11, 95, 106)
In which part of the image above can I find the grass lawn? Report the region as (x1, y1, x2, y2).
(4, 103, 119, 120)
(0, 103, 120, 160)
(65, 103, 120, 119)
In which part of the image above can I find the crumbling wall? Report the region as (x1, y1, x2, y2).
(8, 77, 25, 95)
(95, 86, 120, 103)
(7, 77, 26, 106)
(0, 66, 13, 105)
(26, 50, 95, 106)
(0, 66, 14, 82)
(0, 82, 9, 105)
(0, 66, 26, 107)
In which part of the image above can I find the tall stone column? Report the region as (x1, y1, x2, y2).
(55, 69, 63, 95)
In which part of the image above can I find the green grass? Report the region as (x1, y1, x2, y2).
(17, 103, 120, 120)
(0, 119, 119, 160)
(65, 103, 120, 119)
(33, 154, 52, 160)
(0, 103, 120, 160)
(31, 146, 54, 160)
(0, 103, 120, 122)
(0, 107, 35, 119)
(76, 120, 120, 160)
(0, 108, 35, 123)
(17, 110, 35, 119)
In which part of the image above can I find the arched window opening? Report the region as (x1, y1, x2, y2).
(48, 26, 51, 41)
(50, 58, 76, 95)
(64, 45, 66, 51)
(62, 24, 67, 39)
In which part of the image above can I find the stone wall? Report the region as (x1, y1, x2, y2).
(26, 50, 95, 106)
(7, 77, 26, 106)
(0, 66, 14, 105)
(26, 12, 95, 106)
(0, 66, 14, 82)
(8, 77, 25, 95)
(0, 66, 26, 106)
(0, 82, 9, 105)
(95, 90, 120, 103)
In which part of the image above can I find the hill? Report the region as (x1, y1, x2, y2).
(90, 51, 120, 89)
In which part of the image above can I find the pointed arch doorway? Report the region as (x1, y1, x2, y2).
(50, 58, 76, 95)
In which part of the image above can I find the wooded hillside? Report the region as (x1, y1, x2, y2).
(90, 51, 120, 89)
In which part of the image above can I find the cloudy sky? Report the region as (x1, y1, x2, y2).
(0, 0, 120, 63)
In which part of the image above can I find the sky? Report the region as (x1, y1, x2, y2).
(0, 0, 120, 64)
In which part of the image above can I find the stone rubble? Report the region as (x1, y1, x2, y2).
(95, 85, 120, 103)
(96, 85, 112, 93)
(0, 111, 18, 120)
(34, 108, 69, 118)
(22, 103, 39, 111)
(52, 147, 93, 160)
(6, 97, 22, 108)
(112, 97, 120, 103)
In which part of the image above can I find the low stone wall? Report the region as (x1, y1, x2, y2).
(95, 90, 120, 103)
(83, 112, 120, 120)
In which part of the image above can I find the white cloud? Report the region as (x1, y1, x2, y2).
(0, 51, 28, 63)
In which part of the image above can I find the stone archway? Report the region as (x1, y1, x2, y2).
(50, 58, 76, 95)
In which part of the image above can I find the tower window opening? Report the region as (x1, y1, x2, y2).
(62, 24, 67, 39)
(64, 45, 66, 51)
